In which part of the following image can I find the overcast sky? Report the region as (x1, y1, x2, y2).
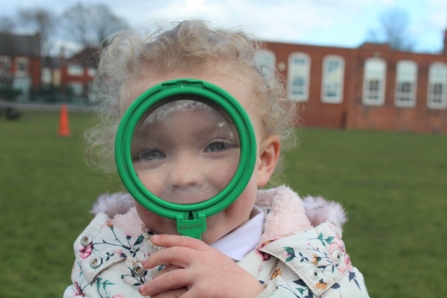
(2, 0, 446, 54)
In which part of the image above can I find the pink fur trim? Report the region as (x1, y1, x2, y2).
(91, 192, 134, 217)
(91, 186, 347, 242)
(302, 196, 347, 228)
(256, 185, 312, 243)
(110, 207, 145, 237)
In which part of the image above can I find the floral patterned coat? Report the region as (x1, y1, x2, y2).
(64, 186, 369, 298)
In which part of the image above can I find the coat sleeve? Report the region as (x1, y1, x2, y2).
(63, 213, 152, 298)
(255, 223, 370, 298)
(62, 257, 141, 298)
(62, 213, 133, 298)
(256, 267, 369, 298)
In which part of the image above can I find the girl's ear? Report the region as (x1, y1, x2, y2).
(256, 135, 281, 187)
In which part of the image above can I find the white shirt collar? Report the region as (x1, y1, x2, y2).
(210, 206, 264, 261)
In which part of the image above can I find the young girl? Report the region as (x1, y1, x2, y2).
(64, 20, 369, 298)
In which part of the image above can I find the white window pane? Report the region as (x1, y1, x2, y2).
(322, 56, 344, 103)
(395, 61, 417, 107)
(87, 67, 96, 77)
(67, 64, 84, 76)
(255, 51, 275, 81)
(0, 56, 11, 74)
(288, 53, 310, 101)
(69, 82, 83, 96)
(15, 57, 29, 76)
(42, 68, 52, 84)
(363, 58, 386, 105)
(428, 63, 447, 109)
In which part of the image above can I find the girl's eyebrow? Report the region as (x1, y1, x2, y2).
(133, 110, 239, 145)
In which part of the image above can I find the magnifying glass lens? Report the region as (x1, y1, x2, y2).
(131, 99, 240, 205)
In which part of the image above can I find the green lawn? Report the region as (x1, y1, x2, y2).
(1, 110, 446, 297)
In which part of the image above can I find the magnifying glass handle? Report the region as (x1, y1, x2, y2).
(176, 212, 207, 240)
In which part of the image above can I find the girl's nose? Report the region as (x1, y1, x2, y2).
(167, 157, 204, 190)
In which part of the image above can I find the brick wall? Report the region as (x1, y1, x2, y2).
(264, 39, 447, 134)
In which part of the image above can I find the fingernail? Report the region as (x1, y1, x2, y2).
(151, 235, 159, 241)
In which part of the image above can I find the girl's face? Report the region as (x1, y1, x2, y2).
(127, 67, 277, 244)
(132, 100, 240, 204)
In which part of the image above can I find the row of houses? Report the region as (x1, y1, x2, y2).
(0, 32, 98, 102)
(1, 31, 447, 134)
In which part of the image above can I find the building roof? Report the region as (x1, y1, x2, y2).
(41, 56, 59, 68)
(60, 47, 100, 68)
(0, 33, 41, 57)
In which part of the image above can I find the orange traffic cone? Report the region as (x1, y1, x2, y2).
(58, 104, 70, 137)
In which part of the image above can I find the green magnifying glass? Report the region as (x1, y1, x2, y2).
(115, 79, 256, 240)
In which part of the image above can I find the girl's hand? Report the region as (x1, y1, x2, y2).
(139, 234, 265, 298)
(147, 264, 188, 298)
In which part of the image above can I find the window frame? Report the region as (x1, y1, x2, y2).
(0, 56, 11, 74)
(67, 64, 84, 76)
(15, 57, 29, 76)
(362, 57, 387, 106)
(87, 67, 96, 77)
(427, 62, 447, 110)
(287, 52, 311, 102)
(254, 50, 276, 82)
(68, 81, 84, 96)
(41, 68, 52, 84)
(321, 55, 345, 104)
(395, 60, 417, 108)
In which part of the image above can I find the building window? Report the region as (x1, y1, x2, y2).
(68, 82, 83, 96)
(87, 67, 96, 77)
(67, 64, 84, 76)
(13, 77, 31, 98)
(321, 55, 344, 103)
(427, 62, 447, 109)
(53, 69, 61, 86)
(15, 57, 29, 76)
(254, 50, 276, 81)
(287, 53, 310, 101)
(395, 61, 417, 107)
(41, 68, 52, 84)
(362, 58, 386, 105)
(0, 56, 11, 74)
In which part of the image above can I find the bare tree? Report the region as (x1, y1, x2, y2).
(367, 8, 415, 51)
(17, 7, 57, 56)
(62, 3, 128, 49)
(0, 16, 15, 33)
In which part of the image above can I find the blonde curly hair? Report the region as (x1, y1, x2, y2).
(84, 20, 298, 182)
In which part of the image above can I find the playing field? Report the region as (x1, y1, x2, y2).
(0, 109, 446, 297)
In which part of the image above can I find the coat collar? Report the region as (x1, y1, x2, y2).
(92, 185, 347, 242)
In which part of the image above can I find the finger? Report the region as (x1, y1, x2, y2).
(143, 246, 195, 269)
(154, 264, 182, 279)
(151, 234, 208, 250)
(180, 286, 201, 298)
(139, 269, 191, 297)
(150, 287, 188, 298)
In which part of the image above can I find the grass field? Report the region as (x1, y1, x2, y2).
(0, 109, 446, 297)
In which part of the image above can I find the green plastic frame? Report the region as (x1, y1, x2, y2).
(115, 79, 256, 239)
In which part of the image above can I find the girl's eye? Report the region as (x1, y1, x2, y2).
(134, 149, 166, 161)
(205, 141, 231, 152)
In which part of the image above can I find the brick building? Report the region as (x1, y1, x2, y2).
(261, 33, 447, 134)
(1, 31, 446, 133)
(0, 33, 98, 101)
(0, 32, 41, 100)
(58, 47, 99, 99)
